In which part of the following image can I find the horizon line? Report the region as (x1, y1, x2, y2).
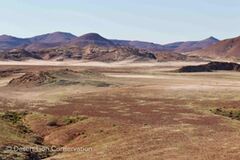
(1, 31, 235, 45)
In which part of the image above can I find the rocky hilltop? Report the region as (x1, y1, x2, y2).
(191, 36, 240, 59)
(178, 61, 240, 72)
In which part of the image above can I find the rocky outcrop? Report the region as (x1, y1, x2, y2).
(0, 69, 22, 77)
(0, 49, 42, 61)
(178, 62, 240, 72)
(8, 72, 56, 87)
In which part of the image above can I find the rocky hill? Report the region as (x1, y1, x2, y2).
(112, 40, 165, 52)
(0, 35, 30, 50)
(0, 49, 42, 61)
(71, 33, 115, 47)
(164, 37, 219, 53)
(37, 45, 156, 62)
(29, 32, 77, 44)
(191, 36, 240, 58)
(154, 51, 187, 62)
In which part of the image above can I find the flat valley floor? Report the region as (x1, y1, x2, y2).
(0, 61, 240, 160)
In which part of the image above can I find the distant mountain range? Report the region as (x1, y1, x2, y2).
(0, 32, 219, 52)
(112, 37, 219, 53)
(0, 32, 157, 62)
(0, 31, 239, 61)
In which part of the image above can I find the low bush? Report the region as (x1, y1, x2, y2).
(1, 111, 27, 124)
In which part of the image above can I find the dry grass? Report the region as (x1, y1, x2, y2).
(0, 61, 240, 159)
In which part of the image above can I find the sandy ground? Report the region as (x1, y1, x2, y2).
(1, 61, 240, 160)
(0, 60, 207, 67)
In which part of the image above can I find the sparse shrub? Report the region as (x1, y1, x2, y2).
(78, 116, 88, 121)
(73, 111, 80, 116)
(63, 116, 88, 125)
(30, 135, 44, 145)
(229, 111, 233, 117)
(1, 111, 27, 124)
(17, 124, 32, 134)
(237, 112, 240, 120)
(212, 108, 240, 121)
(64, 117, 77, 125)
(216, 108, 222, 113)
(47, 119, 58, 127)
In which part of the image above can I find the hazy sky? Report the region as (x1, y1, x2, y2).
(0, 0, 239, 44)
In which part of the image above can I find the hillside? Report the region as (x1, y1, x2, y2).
(0, 49, 41, 61)
(70, 33, 115, 47)
(164, 37, 219, 53)
(113, 37, 219, 53)
(25, 42, 63, 51)
(0, 35, 30, 50)
(29, 32, 77, 43)
(154, 51, 187, 61)
(191, 36, 240, 58)
(37, 45, 156, 62)
(112, 40, 165, 52)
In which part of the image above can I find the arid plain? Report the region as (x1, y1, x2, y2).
(0, 61, 240, 160)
